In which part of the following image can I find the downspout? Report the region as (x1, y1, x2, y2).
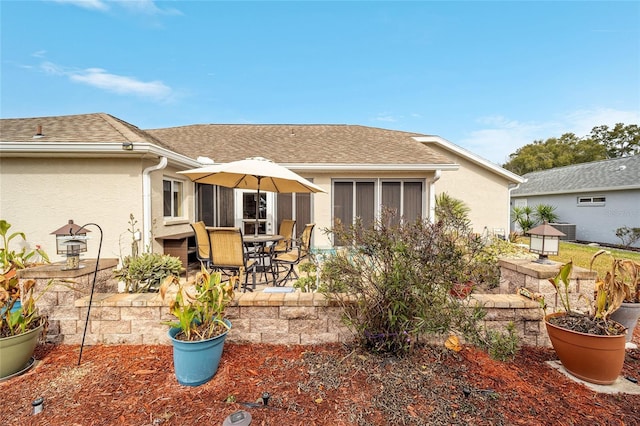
(428, 170, 442, 223)
(143, 157, 168, 251)
(507, 182, 522, 237)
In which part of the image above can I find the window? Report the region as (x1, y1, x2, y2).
(163, 178, 184, 218)
(277, 189, 312, 238)
(381, 181, 423, 225)
(577, 195, 606, 206)
(332, 179, 424, 245)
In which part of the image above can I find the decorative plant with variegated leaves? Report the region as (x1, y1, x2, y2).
(160, 266, 235, 341)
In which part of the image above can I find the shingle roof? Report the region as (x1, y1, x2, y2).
(145, 124, 453, 165)
(0, 113, 172, 149)
(512, 155, 640, 196)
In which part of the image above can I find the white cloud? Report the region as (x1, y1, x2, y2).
(51, 0, 109, 11)
(117, 0, 182, 16)
(40, 62, 173, 101)
(51, 0, 181, 15)
(373, 112, 399, 123)
(459, 109, 640, 165)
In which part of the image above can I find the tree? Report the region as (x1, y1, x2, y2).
(503, 133, 606, 175)
(588, 123, 640, 158)
(502, 123, 639, 174)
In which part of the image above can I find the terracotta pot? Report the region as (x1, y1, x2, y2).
(450, 281, 474, 299)
(545, 312, 626, 385)
(610, 302, 640, 343)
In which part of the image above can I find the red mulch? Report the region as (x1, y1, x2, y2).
(4, 328, 640, 425)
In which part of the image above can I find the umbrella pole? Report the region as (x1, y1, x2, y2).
(255, 177, 262, 236)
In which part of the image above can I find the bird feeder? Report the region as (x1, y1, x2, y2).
(51, 219, 90, 270)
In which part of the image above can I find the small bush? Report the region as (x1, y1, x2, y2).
(486, 322, 520, 361)
(293, 260, 318, 292)
(616, 226, 640, 248)
(114, 253, 184, 293)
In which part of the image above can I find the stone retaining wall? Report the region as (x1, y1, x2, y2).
(19, 258, 587, 348)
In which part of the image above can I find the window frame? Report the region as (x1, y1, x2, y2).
(577, 195, 606, 206)
(163, 177, 185, 219)
(331, 178, 425, 245)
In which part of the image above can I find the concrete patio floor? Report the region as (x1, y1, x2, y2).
(546, 360, 640, 395)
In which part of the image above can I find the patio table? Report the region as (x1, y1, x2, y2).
(242, 234, 283, 287)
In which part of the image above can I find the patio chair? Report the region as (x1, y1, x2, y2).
(208, 227, 257, 292)
(190, 221, 212, 269)
(272, 223, 315, 286)
(264, 219, 296, 255)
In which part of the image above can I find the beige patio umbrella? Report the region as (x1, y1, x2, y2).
(178, 157, 325, 235)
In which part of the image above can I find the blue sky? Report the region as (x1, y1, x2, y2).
(2, 1, 639, 165)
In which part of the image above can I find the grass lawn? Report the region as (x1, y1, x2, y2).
(541, 240, 640, 278)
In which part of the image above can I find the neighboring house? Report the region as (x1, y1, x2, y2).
(511, 155, 640, 247)
(1, 113, 523, 263)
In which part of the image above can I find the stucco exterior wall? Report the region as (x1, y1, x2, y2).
(306, 174, 332, 249)
(429, 147, 513, 235)
(0, 157, 144, 263)
(149, 164, 196, 253)
(511, 189, 640, 247)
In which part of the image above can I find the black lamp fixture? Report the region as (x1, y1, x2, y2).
(51, 220, 90, 270)
(527, 221, 566, 264)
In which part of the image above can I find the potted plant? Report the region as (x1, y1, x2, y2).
(160, 266, 235, 386)
(0, 220, 53, 379)
(595, 250, 640, 345)
(544, 259, 627, 385)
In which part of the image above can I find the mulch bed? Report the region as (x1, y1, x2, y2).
(4, 328, 640, 425)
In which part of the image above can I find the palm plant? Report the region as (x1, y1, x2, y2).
(511, 206, 536, 233)
(534, 204, 559, 224)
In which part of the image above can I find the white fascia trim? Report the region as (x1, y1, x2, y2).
(513, 185, 640, 197)
(0, 142, 201, 168)
(280, 163, 459, 172)
(413, 136, 525, 183)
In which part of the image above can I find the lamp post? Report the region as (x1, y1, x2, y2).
(527, 221, 566, 264)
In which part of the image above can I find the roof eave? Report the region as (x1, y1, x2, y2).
(413, 136, 525, 183)
(513, 185, 640, 197)
(281, 163, 459, 172)
(0, 142, 201, 168)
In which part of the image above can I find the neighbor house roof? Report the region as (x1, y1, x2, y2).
(146, 124, 456, 170)
(512, 155, 640, 197)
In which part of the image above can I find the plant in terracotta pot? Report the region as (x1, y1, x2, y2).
(544, 259, 627, 385)
(160, 266, 236, 386)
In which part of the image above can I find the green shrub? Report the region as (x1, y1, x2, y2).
(486, 322, 520, 361)
(616, 226, 640, 248)
(293, 260, 318, 292)
(320, 210, 518, 358)
(114, 253, 184, 293)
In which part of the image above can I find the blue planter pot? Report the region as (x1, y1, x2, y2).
(168, 319, 231, 386)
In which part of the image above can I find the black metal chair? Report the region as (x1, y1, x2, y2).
(272, 223, 315, 286)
